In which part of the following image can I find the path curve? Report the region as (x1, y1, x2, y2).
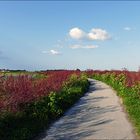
(40, 79, 136, 139)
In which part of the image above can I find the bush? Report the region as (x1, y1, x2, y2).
(0, 74, 89, 140)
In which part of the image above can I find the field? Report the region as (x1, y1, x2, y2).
(0, 69, 140, 140)
(0, 70, 89, 140)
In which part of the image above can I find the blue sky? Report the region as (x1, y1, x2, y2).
(0, 1, 140, 71)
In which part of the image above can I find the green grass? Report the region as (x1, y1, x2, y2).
(0, 71, 47, 80)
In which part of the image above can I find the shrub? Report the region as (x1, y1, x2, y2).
(0, 71, 89, 140)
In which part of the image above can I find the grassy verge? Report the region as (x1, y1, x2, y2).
(0, 74, 89, 140)
(91, 73, 140, 136)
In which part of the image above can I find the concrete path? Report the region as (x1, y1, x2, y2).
(41, 79, 136, 140)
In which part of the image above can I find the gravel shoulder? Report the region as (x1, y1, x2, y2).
(40, 79, 136, 140)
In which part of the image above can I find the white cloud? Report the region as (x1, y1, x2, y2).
(69, 27, 85, 39)
(70, 44, 81, 49)
(42, 50, 61, 55)
(70, 44, 98, 49)
(83, 45, 98, 49)
(124, 27, 131, 31)
(88, 28, 110, 41)
(69, 27, 110, 41)
(50, 50, 61, 55)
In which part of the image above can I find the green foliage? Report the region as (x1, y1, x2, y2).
(0, 74, 89, 140)
(31, 73, 47, 79)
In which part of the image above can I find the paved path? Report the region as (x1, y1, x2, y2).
(41, 79, 136, 140)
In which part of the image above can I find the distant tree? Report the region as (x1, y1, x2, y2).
(76, 68, 81, 72)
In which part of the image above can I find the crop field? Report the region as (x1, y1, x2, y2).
(0, 70, 73, 112)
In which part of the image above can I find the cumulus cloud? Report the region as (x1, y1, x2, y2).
(42, 50, 61, 55)
(69, 27, 85, 39)
(69, 27, 111, 41)
(88, 28, 110, 41)
(124, 27, 131, 31)
(70, 44, 98, 49)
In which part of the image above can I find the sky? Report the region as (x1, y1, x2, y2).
(0, 1, 140, 71)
